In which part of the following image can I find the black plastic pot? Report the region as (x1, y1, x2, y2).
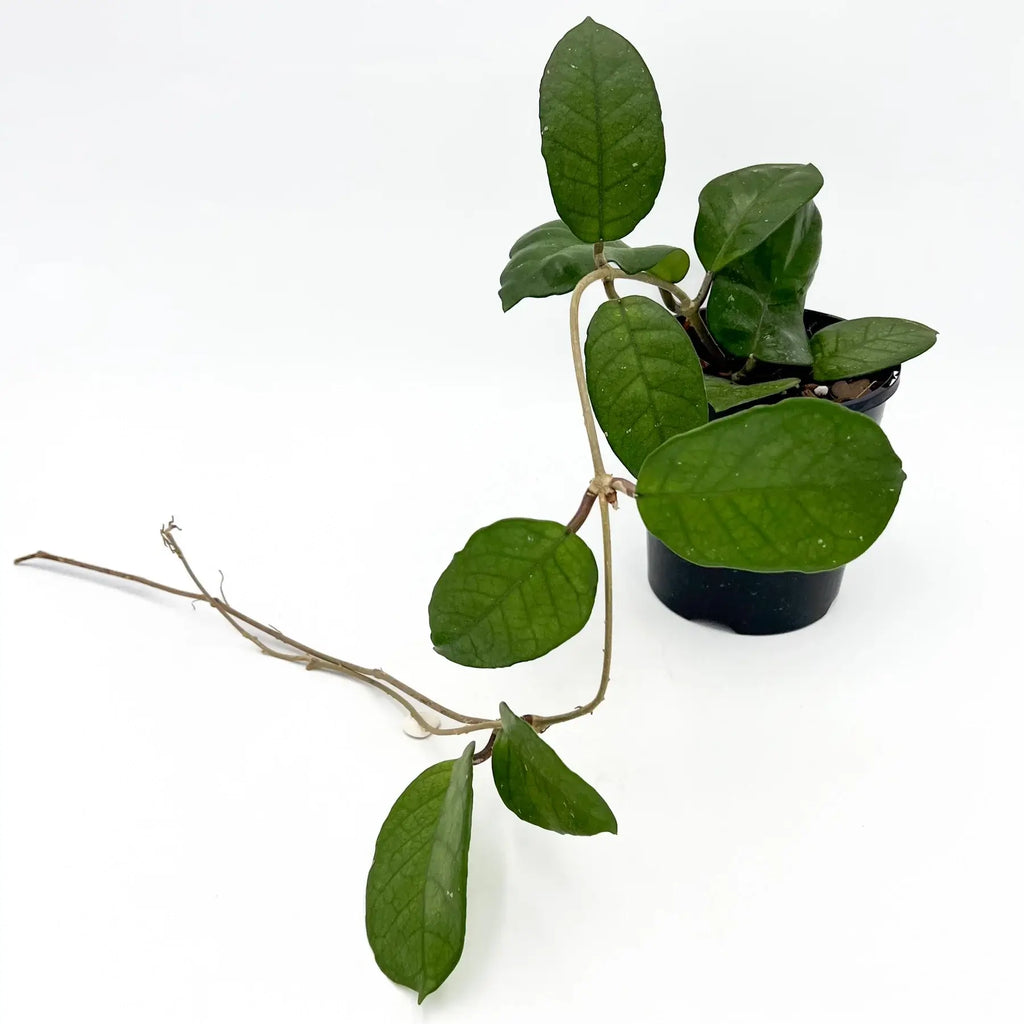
(646, 309, 901, 636)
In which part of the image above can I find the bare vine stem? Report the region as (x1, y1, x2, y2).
(15, 539, 496, 737)
(592, 242, 620, 300)
(693, 271, 714, 308)
(14, 266, 663, 746)
(569, 266, 622, 475)
(531, 494, 613, 730)
(530, 267, 624, 729)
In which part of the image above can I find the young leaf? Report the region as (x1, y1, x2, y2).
(491, 703, 617, 836)
(809, 317, 938, 381)
(706, 202, 822, 364)
(365, 744, 475, 1003)
(702, 375, 802, 413)
(585, 295, 708, 475)
(429, 519, 598, 668)
(695, 164, 824, 273)
(499, 219, 689, 312)
(636, 400, 906, 572)
(539, 18, 665, 242)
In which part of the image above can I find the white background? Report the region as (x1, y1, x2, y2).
(2, 1, 1022, 1020)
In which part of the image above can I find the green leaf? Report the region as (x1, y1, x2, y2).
(585, 295, 708, 475)
(365, 744, 475, 1003)
(695, 163, 824, 273)
(646, 248, 691, 283)
(702, 375, 803, 413)
(706, 202, 822, 364)
(499, 220, 689, 312)
(491, 703, 617, 836)
(809, 316, 938, 381)
(539, 18, 665, 242)
(636, 399, 906, 572)
(429, 519, 598, 668)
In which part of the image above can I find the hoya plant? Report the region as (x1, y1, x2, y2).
(15, 17, 935, 1003)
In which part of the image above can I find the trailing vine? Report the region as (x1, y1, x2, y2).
(14, 16, 936, 1002)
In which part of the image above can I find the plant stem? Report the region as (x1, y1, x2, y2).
(471, 729, 499, 765)
(593, 242, 620, 301)
(533, 493, 613, 730)
(12, 550, 207, 599)
(565, 474, 636, 534)
(685, 313, 728, 366)
(732, 355, 758, 382)
(566, 490, 598, 534)
(569, 267, 622, 478)
(15, 536, 496, 736)
(542, 271, 622, 729)
(693, 271, 714, 308)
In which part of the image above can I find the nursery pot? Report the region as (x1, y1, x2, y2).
(646, 309, 901, 636)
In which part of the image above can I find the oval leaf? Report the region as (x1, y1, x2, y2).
(702, 375, 802, 413)
(491, 703, 617, 836)
(366, 743, 475, 1003)
(585, 295, 708, 475)
(499, 219, 689, 312)
(810, 316, 938, 381)
(540, 18, 665, 242)
(429, 519, 598, 668)
(695, 163, 824, 273)
(636, 399, 906, 572)
(706, 201, 822, 364)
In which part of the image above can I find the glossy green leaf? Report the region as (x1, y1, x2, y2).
(636, 399, 905, 572)
(499, 220, 689, 312)
(429, 519, 598, 668)
(491, 703, 617, 836)
(702, 375, 803, 413)
(585, 295, 708, 475)
(540, 18, 665, 242)
(810, 316, 938, 381)
(706, 202, 822, 364)
(695, 163, 824, 273)
(365, 744, 475, 1003)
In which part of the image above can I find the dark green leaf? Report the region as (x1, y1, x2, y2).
(585, 295, 708, 475)
(539, 18, 665, 242)
(491, 703, 617, 836)
(706, 202, 822, 364)
(429, 519, 598, 668)
(695, 164, 824, 273)
(810, 316, 938, 381)
(702, 375, 803, 413)
(636, 399, 905, 572)
(499, 219, 689, 312)
(365, 744, 475, 1003)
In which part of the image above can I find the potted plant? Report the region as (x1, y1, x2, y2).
(14, 16, 935, 1003)
(501, 17, 935, 634)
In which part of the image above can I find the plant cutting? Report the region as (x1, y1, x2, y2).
(14, 16, 936, 1003)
